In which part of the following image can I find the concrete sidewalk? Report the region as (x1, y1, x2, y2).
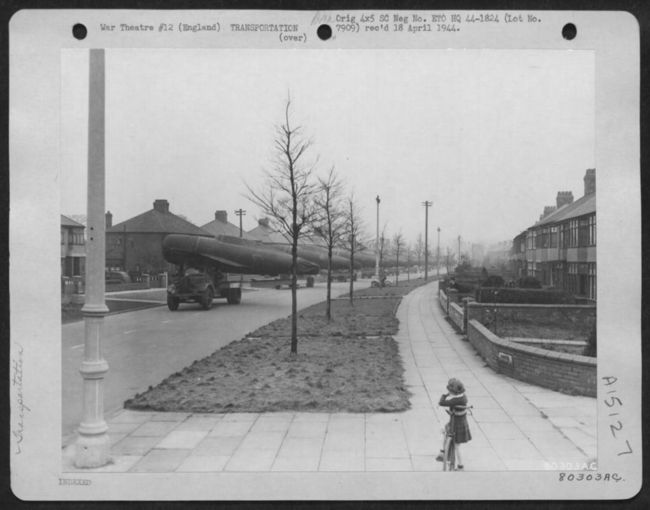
(63, 282, 596, 473)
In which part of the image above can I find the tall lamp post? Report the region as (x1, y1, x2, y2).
(437, 227, 441, 278)
(75, 48, 110, 468)
(375, 196, 380, 280)
(422, 201, 432, 281)
(458, 235, 462, 267)
(235, 209, 246, 284)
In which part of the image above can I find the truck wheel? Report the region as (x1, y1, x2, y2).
(227, 288, 242, 305)
(167, 295, 179, 311)
(201, 288, 214, 310)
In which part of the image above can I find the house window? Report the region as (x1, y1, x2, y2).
(72, 231, 85, 245)
(567, 262, 578, 294)
(73, 257, 81, 276)
(538, 228, 548, 249)
(588, 262, 597, 300)
(589, 215, 596, 246)
(550, 226, 558, 248)
(578, 218, 589, 247)
(568, 219, 579, 248)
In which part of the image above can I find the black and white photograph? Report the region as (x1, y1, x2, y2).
(9, 9, 641, 500)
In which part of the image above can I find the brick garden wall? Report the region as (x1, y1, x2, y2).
(449, 302, 464, 331)
(439, 288, 449, 314)
(467, 319, 596, 397)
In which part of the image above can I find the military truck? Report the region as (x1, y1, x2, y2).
(166, 268, 242, 311)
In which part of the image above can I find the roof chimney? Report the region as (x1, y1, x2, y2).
(542, 205, 556, 219)
(258, 218, 270, 228)
(105, 211, 113, 228)
(584, 168, 596, 195)
(556, 191, 574, 209)
(215, 210, 228, 223)
(153, 199, 170, 213)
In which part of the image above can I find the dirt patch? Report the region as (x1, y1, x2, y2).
(123, 281, 430, 414)
(490, 322, 589, 342)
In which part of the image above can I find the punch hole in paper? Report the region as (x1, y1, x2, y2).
(562, 23, 577, 40)
(317, 24, 332, 41)
(72, 23, 87, 40)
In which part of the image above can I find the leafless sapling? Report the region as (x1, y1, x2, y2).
(246, 96, 318, 355)
(314, 167, 346, 321)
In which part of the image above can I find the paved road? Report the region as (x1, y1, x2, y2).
(63, 281, 596, 486)
(62, 281, 367, 440)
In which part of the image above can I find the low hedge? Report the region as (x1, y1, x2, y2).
(476, 287, 576, 304)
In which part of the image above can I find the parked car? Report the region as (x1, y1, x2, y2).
(105, 270, 131, 284)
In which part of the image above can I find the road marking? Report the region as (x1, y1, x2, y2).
(71, 344, 84, 350)
(124, 329, 136, 335)
(161, 320, 171, 324)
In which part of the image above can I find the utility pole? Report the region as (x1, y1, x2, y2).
(375, 196, 380, 280)
(422, 201, 432, 281)
(235, 209, 246, 284)
(437, 227, 441, 278)
(234, 208, 246, 238)
(458, 235, 461, 266)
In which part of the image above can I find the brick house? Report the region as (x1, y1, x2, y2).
(106, 199, 210, 275)
(201, 210, 246, 238)
(517, 169, 596, 301)
(61, 215, 86, 277)
(246, 217, 287, 243)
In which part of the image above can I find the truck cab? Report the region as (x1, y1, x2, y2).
(167, 266, 242, 310)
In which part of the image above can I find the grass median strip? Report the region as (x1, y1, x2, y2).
(124, 279, 427, 413)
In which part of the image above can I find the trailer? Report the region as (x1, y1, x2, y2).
(166, 270, 241, 310)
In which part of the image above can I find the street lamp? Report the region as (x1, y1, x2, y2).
(75, 48, 110, 468)
(422, 201, 432, 281)
(235, 209, 246, 284)
(375, 196, 380, 280)
(437, 227, 441, 278)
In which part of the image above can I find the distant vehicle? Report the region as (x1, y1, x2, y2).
(105, 270, 131, 284)
(162, 234, 320, 311)
(163, 234, 320, 276)
(166, 268, 241, 311)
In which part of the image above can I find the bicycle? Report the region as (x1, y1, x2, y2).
(441, 405, 473, 472)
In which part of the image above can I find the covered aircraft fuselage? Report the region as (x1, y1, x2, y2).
(264, 242, 352, 271)
(162, 234, 320, 276)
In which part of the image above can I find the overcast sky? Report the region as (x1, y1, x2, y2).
(61, 48, 594, 251)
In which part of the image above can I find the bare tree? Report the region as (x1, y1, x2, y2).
(405, 244, 412, 281)
(415, 233, 424, 272)
(393, 231, 404, 286)
(315, 167, 346, 321)
(246, 96, 318, 355)
(344, 193, 364, 304)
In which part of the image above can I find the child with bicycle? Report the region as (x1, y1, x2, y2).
(436, 377, 472, 470)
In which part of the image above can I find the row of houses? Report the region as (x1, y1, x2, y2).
(61, 199, 286, 278)
(510, 169, 596, 302)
